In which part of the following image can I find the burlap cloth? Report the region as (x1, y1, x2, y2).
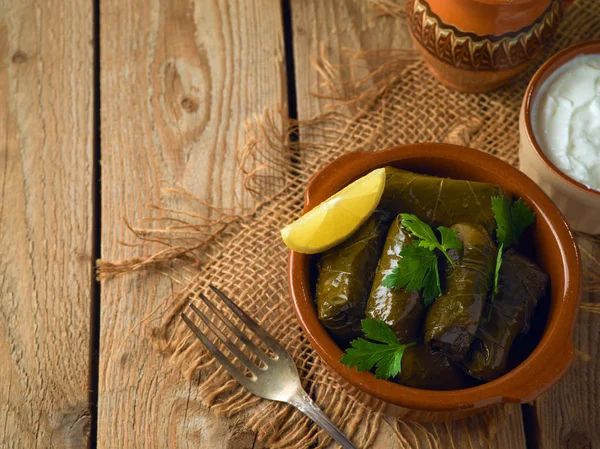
(98, 1, 600, 447)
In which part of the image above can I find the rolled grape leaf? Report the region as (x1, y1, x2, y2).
(463, 250, 549, 381)
(365, 214, 424, 342)
(396, 344, 466, 390)
(316, 210, 391, 342)
(424, 223, 497, 362)
(380, 167, 504, 235)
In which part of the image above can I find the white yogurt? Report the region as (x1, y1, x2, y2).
(532, 54, 600, 191)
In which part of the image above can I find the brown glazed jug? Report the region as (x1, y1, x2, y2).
(406, 0, 569, 92)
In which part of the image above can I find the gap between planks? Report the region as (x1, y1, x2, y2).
(89, 0, 102, 448)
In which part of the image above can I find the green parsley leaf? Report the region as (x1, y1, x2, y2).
(438, 226, 463, 253)
(511, 198, 536, 241)
(493, 242, 503, 297)
(400, 214, 462, 265)
(491, 196, 535, 299)
(340, 319, 415, 379)
(492, 196, 536, 248)
(361, 316, 400, 345)
(422, 262, 440, 307)
(492, 196, 513, 246)
(381, 243, 441, 304)
(399, 214, 439, 249)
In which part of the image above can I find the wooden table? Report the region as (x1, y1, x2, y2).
(1, 0, 598, 447)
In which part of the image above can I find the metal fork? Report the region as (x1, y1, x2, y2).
(181, 285, 358, 449)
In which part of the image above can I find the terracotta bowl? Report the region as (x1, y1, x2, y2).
(520, 40, 600, 234)
(288, 143, 581, 422)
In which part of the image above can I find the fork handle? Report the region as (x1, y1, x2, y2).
(288, 388, 358, 449)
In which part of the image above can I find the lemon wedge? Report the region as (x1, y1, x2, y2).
(281, 168, 386, 254)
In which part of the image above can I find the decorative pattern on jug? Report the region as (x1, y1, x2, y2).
(406, 0, 563, 72)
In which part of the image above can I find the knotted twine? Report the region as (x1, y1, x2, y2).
(98, 1, 600, 447)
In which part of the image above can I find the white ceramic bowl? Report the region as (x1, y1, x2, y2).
(520, 40, 600, 234)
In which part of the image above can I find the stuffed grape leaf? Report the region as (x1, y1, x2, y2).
(424, 223, 497, 362)
(463, 250, 549, 381)
(365, 215, 425, 342)
(396, 344, 466, 390)
(380, 167, 505, 235)
(316, 210, 391, 341)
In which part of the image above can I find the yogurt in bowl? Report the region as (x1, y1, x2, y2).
(532, 54, 600, 191)
(520, 40, 600, 234)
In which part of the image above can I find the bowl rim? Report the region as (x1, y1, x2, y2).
(523, 39, 600, 198)
(288, 143, 581, 411)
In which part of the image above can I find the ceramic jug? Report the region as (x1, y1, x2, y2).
(406, 0, 569, 92)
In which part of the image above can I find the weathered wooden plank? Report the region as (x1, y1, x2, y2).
(534, 236, 600, 448)
(291, 1, 528, 447)
(292, 0, 413, 120)
(0, 1, 93, 447)
(99, 0, 286, 447)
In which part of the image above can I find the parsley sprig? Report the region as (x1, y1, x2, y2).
(492, 197, 536, 248)
(491, 196, 536, 296)
(340, 319, 415, 379)
(401, 214, 462, 265)
(382, 214, 462, 306)
(493, 243, 504, 296)
(381, 245, 440, 303)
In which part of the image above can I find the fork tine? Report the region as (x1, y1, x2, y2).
(209, 285, 285, 354)
(188, 303, 261, 375)
(198, 293, 272, 364)
(180, 312, 254, 388)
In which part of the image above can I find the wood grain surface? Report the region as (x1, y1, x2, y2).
(290, 1, 528, 448)
(292, 0, 414, 123)
(0, 0, 94, 448)
(98, 0, 285, 447)
(534, 236, 600, 448)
